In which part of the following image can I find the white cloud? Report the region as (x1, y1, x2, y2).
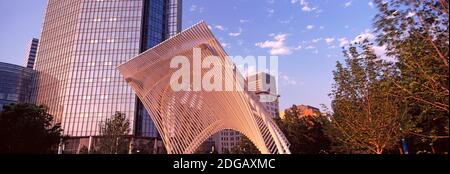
(368, 1, 374, 8)
(291, 0, 317, 12)
(325, 38, 335, 44)
(306, 25, 315, 30)
(279, 19, 291, 24)
(312, 38, 322, 43)
(229, 33, 241, 37)
(189, 5, 197, 12)
(302, 5, 316, 12)
(239, 19, 250, 23)
(229, 28, 243, 37)
(305, 45, 315, 50)
(372, 45, 391, 60)
(319, 26, 325, 29)
(344, 25, 350, 29)
(189, 5, 204, 13)
(256, 34, 293, 56)
(344, 1, 352, 8)
(221, 43, 230, 48)
(350, 30, 394, 61)
(214, 25, 226, 31)
(280, 74, 298, 86)
(339, 37, 349, 47)
(351, 29, 375, 44)
(267, 9, 275, 16)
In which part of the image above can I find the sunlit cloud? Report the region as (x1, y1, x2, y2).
(267, 8, 275, 17)
(339, 37, 349, 47)
(312, 38, 322, 43)
(280, 73, 299, 86)
(229, 28, 243, 37)
(351, 29, 375, 44)
(239, 19, 250, 23)
(214, 25, 227, 31)
(325, 38, 335, 44)
(305, 45, 315, 50)
(221, 42, 231, 48)
(189, 5, 204, 13)
(368, 1, 374, 8)
(344, 1, 352, 8)
(291, 0, 318, 12)
(256, 34, 293, 56)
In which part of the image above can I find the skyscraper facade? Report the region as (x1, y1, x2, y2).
(248, 72, 280, 119)
(23, 38, 39, 69)
(0, 62, 35, 111)
(34, 0, 181, 153)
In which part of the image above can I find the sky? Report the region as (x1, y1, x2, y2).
(0, 0, 379, 110)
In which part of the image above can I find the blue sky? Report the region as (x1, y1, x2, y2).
(0, 0, 378, 110)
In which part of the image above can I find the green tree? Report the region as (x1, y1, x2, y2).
(96, 112, 131, 154)
(0, 103, 63, 154)
(194, 143, 217, 154)
(373, 0, 449, 153)
(330, 40, 402, 154)
(277, 105, 331, 154)
(231, 136, 261, 154)
(79, 146, 89, 154)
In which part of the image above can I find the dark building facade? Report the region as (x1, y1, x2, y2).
(23, 38, 39, 69)
(0, 62, 35, 111)
(34, 0, 182, 153)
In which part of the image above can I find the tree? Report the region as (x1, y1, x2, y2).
(231, 136, 261, 154)
(96, 112, 131, 154)
(277, 105, 331, 154)
(194, 142, 217, 154)
(79, 146, 89, 154)
(373, 0, 449, 153)
(330, 40, 402, 154)
(0, 103, 63, 154)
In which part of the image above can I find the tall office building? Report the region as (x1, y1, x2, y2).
(34, 0, 182, 153)
(248, 72, 280, 119)
(23, 38, 39, 69)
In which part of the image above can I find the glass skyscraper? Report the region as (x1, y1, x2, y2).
(34, 0, 181, 153)
(0, 62, 35, 111)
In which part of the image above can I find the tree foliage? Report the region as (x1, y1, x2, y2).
(373, 0, 449, 153)
(329, 0, 449, 154)
(330, 41, 402, 154)
(0, 103, 63, 154)
(231, 136, 261, 154)
(277, 105, 331, 154)
(96, 112, 131, 154)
